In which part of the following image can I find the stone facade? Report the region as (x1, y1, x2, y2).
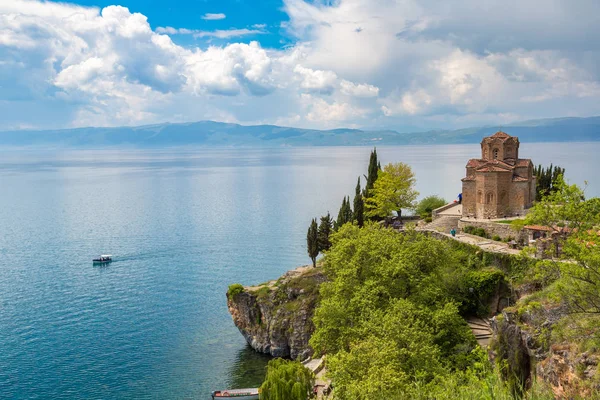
(462, 131, 536, 219)
(457, 219, 528, 242)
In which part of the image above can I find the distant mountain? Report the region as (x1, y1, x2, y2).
(1, 116, 599, 148)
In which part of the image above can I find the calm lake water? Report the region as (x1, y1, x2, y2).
(0, 143, 598, 399)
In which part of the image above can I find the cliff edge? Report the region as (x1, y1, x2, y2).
(227, 266, 326, 360)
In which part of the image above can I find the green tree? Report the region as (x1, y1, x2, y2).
(310, 223, 478, 399)
(334, 196, 353, 230)
(534, 163, 566, 201)
(365, 162, 419, 219)
(353, 177, 364, 227)
(523, 176, 600, 313)
(415, 195, 447, 219)
(363, 148, 379, 198)
(306, 218, 319, 268)
(259, 358, 314, 400)
(317, 212, 333, 252)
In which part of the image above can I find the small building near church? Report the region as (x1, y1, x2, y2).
(461, 131, 536, 219)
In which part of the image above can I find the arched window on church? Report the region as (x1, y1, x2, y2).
(493, 148, 499, 159)
(477, 191, 483, 204)
(486, 192, 495, 204)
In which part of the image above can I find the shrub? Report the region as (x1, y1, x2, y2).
(416, 195, 447, 219)
(463, 226, 488, 238)
(492, 235, 502, 242)
(227, 283, 244, 298)
(425, 216, 433, 223)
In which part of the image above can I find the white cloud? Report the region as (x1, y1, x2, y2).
(340, 80, 379, 97)
(293, 65, 338, 94)
(201, 13, 226, 20)
(155, 27, 265, 39)
(1, 0, 600, 131)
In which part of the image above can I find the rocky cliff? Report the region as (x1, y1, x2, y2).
(227, 266, 326, 360)
(491, 299, 600, 398)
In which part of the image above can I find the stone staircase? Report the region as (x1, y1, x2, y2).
(423, 215, 460, 233)
(466, 317, 493, 347)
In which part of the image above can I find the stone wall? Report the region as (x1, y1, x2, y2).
(458, 219, 527, 241)
(432, 202, 459, 220)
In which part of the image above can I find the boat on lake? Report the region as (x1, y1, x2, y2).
(211, 388, 259, 399)
(93, 255, 112, 264)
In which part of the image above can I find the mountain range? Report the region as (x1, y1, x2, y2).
(1, 116, 599, 148)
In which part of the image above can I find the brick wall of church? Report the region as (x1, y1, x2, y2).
(462, 180, 476, 216)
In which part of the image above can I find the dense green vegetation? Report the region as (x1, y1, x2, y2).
(307, 223, 555, 399)
(415, 195, 447, 220)
(365, 162, 419, 218)
(259, 358, 314, 400)
(227, 283, 245, 298)
(534, 164, 565, 201)
(463, 225, 489, 238)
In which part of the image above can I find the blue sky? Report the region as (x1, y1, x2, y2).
(2, 0, 600, 131)
(71, 0, 292, 48)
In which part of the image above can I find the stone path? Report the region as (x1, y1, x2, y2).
(424, 215, 460, 232)
(302, 358, 331, 399)
(466, 317, 493, 347)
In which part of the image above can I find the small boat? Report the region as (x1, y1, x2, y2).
(211, 388, 259, 399)
(93, 255, 113, 264)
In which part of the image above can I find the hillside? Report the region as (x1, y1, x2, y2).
(1, 116, 599, 148)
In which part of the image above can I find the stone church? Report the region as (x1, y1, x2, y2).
(461, 131, 536, 219)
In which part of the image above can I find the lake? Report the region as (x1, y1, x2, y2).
(0, 143, 598, 399)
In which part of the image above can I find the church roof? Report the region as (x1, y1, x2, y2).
(515, 159, 532, 167)
(512, 175, 529, 182)
(490, 131, 511, 139)
(468, 159, 514, 172)
(476, 164, 513, 172)
(482, 131, 518, 143)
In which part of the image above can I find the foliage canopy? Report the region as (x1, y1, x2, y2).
(415, 195, 447, 219)
(259, 358, 314, 400)
(365, 163, 419, 218)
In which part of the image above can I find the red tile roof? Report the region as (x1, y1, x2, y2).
(524, 225, 553, 231)
(512, 175, 529, 182)
(515, 159, 531, 167)
(491, 131, 511, 139)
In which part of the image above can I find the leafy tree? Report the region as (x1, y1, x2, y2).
(365, 162, 419, 219)
(310, 224, 479, 398)
(523, 176, 600, 313)
(306, 218, 319, 268)
(259, 358, 314, 400)
(317, 212, 333, 252)
(353, 177, 364, 227)
(415, 195, 447, 219)
(334, 196, 353, 230)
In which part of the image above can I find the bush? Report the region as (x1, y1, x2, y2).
(259, 358, 314, 400)
(492, 235, 502, 242)
(463, 226, 488, 238)
(227, 283, 245, 298)
(416, 195, 447, 219)
(425, 216, 433, 223)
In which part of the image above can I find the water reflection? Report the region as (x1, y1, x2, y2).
(225, 345, 271, 390)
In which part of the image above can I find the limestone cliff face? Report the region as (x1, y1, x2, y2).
(227, 266, 326, 360)
(492, 305, 600, 398)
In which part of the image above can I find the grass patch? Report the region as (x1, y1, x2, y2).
(227, 283, 244, 298)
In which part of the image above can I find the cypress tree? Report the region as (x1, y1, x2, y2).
(535, 163, 566, 201)
(306, 218, 319, 268)
(364, 148, 379, 198)
(343, 195, 353, 224)
(353, 178, 364, 227)
(318, 212, 333, 251)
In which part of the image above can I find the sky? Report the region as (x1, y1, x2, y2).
(1, 0, 600, 131)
